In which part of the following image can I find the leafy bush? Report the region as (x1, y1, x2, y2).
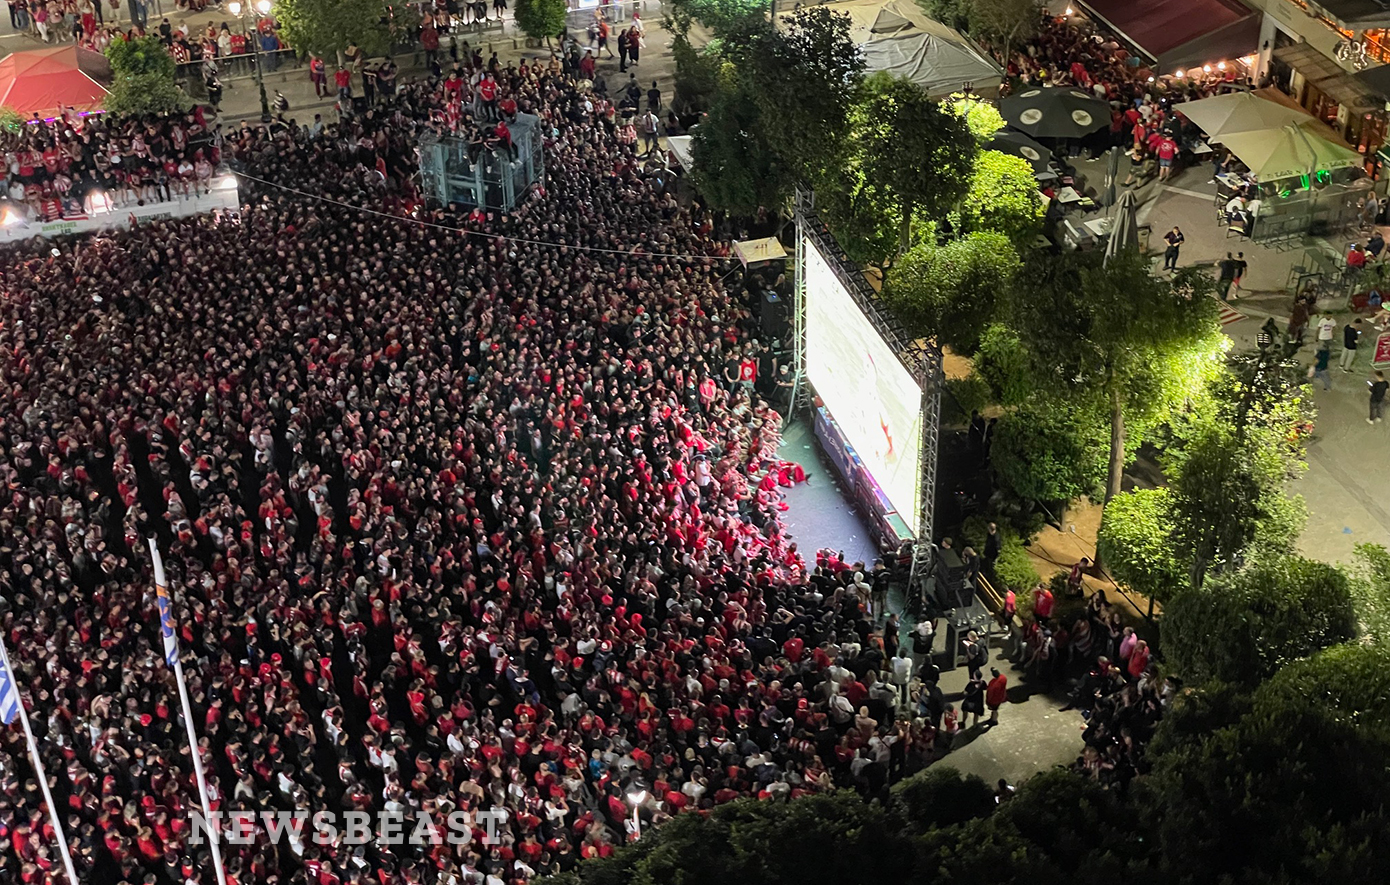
(889, 767, 996, 833)
(955, 149, 1045, 244)
(1097, 487, 1185, 604)
(992, 534, 1037, 593)
(989, 404, 1109, 505)
(947, 93, 1005, 144)
(885, 232, 1020, 353)
(1350, 542, 1390, 643)
(943, 374, 991, 425)
(1162, 556, 1357, 686)
(1255, 643, 1390, 727)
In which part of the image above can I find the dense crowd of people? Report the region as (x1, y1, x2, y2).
(0, 50, 970, 885)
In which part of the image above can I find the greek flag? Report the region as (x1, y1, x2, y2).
(149, 539, 179, 667)
(0, 648, 20, 725)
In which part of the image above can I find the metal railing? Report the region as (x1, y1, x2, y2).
(175, 48, 302, 88)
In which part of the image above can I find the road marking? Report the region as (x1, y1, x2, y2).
(1216, 301, 1246, 326)
(1162, 184, 1218, 201)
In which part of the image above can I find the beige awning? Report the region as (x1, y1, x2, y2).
(1174, 92, 1306, 139)
(733, 238, 788, 267)
(1218, 121, 1364, 181)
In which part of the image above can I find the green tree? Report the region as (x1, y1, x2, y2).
(999, 250, 1223, 504)
(885, 231, 1019, 353)
(888, 767, 996, 833)
(921, 0, 970, 31)
(957, 149, 1044, 243)
(1256, 643, 1390, 727)
(545, 793, 914, 885)
(514, 0, 568, 44)
(664, 0, 766, 39)
(855, 72, 976, 253)
(671, 35, 721, 113)
(1162, 555, 1357, 686)
(1096, 487, 1183, 604)
(275, 0, 393, 61)
(690, 65, 791, 216)
(919, 769, 1154, 884)
(104, 36, 191, 116)
(948, 92, 1006, 143)
(1349, 542, 1390, 643)
(1142, 691, 1390, 884)
(989, 399, 1110, 505)
(731, 8, 866, 189)
(967, 0, 1041, 64)
(972, 322, 1032, 406)
(1163, 412, 1306, 589)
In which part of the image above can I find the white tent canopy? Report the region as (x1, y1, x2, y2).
(667, 134, 695, 170)
(830, 0, 1003, 99)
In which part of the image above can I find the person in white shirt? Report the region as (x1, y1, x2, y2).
(1316, 314, 1337, 343)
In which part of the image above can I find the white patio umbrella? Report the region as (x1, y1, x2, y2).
(1172, 92, 1305, 140)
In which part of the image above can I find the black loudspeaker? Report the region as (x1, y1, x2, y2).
(760, 290, 789, 342)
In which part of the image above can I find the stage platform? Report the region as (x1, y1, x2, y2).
(777, 416, 882, 571)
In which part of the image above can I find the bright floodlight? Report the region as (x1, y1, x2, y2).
(1, 208, 19, 226)
(50, 248, 60, 257)
(255, 0, 271, 13)
(228, 0, 241, 13)
(627, 790, 647, 805)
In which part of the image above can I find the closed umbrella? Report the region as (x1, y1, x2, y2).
(999, 87, 1110, 139)
(1104, 189, 1139, 267)
(1103, 145, 1121, 208)
(986, 128, 1052, 172)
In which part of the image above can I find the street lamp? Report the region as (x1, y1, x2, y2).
(228, 0, 273, 121)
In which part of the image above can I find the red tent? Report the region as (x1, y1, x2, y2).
(0, 46, 110, 119)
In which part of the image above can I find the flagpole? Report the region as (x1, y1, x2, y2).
(0, 637, 81, 885)
(148, 539, 229, 885)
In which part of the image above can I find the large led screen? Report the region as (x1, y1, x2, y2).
(804, 237, 923, 521)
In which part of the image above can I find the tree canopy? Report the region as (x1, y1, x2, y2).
(997, 251, 1224, 503)
(855, 71, 977, 252)
(104, 36, 191, 116)
(275, 0, 393, 59)
(885, 231, 1019, 353)
(514, 0, 568, 42)
(1161, 555, 1357, 686)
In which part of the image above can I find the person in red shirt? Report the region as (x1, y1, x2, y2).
(309, 55, 327, 97)
(477, 73, 498, 119)
(334, 66, 352, 103)
(985, 668, 1008, 724)
(1032, 584, 1055, 623)
(1127, 639, 1151, 678)
(1156, 135, 1178, 180)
